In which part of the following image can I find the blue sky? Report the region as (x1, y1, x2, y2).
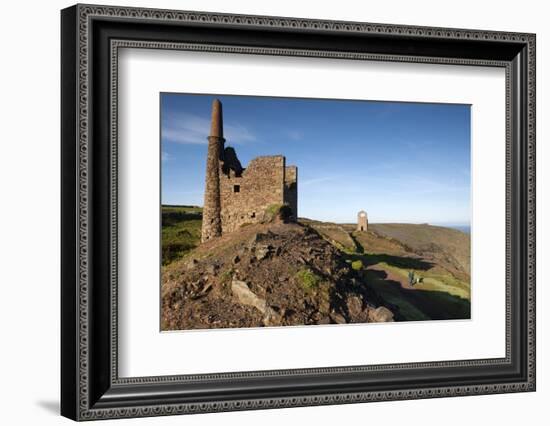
(161, 93, 471, 225)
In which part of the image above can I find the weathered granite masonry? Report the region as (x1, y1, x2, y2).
(201, 99, 298, 242)
(201, 99, 224, 242)
(357, 210, 368, 232)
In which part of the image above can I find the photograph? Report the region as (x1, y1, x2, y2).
(160, 94, 472, 331)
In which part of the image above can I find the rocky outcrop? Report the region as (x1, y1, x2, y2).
(231, 279, 281, 326)
(368, 306, 394, 322)
(162, 222, 396, 330)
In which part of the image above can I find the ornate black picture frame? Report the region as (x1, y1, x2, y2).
(61, 4, 536, 421)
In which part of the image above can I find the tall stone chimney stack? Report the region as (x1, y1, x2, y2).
(201, 99, 225, 242)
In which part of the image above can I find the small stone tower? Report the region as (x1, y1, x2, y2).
(357, 210, 368, 232)
(201, 99, 224, 242)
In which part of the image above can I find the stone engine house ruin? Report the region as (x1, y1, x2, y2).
(357, 210, 368, 232)
(201, 99, 298, 242)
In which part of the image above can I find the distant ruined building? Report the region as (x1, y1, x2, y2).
(201, 99, 298, 242)
(357, 210, 368, 232)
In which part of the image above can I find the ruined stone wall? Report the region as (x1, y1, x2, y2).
(200, 98, 298, 241)
(219, 155, 286, 234)
(284, 165, 298, 220)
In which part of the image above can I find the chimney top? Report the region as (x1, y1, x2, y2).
(209, 99, 223, 139)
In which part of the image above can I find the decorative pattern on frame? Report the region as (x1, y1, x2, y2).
(74, 4, 535, 420)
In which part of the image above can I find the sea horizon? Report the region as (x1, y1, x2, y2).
(443, 224, 471, 234)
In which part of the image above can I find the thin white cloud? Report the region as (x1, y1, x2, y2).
(161, 151, 171, 162)
(162, 112, 256, 145)
(300, 176, 341, 187)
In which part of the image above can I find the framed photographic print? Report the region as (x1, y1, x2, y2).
(61, 4, 536, 421)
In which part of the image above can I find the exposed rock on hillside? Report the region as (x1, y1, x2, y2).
(161, 222, 394, 330)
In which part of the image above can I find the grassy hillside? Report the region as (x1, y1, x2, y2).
(369, 223, 470, 274)
(161, 205, 202, 265)
(162, 209, 471, 323)
(311, 223, 471, 321)
(299, 218, 357, 252)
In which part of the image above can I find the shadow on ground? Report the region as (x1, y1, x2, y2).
(345, 251, 434, 271)
(349, 233, 365, 253)
(348, 234, 433, 270)
(362, 269, 470, 321)
(36, 400, 59, 416)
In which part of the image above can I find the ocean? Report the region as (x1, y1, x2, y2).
(447, 225, 471, 234)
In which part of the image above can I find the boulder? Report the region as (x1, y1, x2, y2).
(368, 306, 394, 322)
(346, 295, 364, 318)
(330, 312, 347, 324)
(231, 279, 268, 314)
(263, 306, 283, 327)
(231, 279, 282, 326)
(255, 245, 274, 261)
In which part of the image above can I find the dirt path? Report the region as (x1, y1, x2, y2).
(364, 264, 470, 320)
(367, 265, 414, 289)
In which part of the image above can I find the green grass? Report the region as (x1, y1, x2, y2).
(294, 268, 322, 291)
(351, 260, 364, 271)
(370, 223, 470, 274)
(161, 207, 470, 320)
(330, 227, 471, 321)
(219, 268, 235, 284)
(264, 203, 292, 222)
(309, 225, 357, 253)
(265, 204, 282, 216)
(364, 270, 430, 321)
(379, 262, 470, 300)
(162, 205, 202, 266)
(359, 262, 470, 321)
